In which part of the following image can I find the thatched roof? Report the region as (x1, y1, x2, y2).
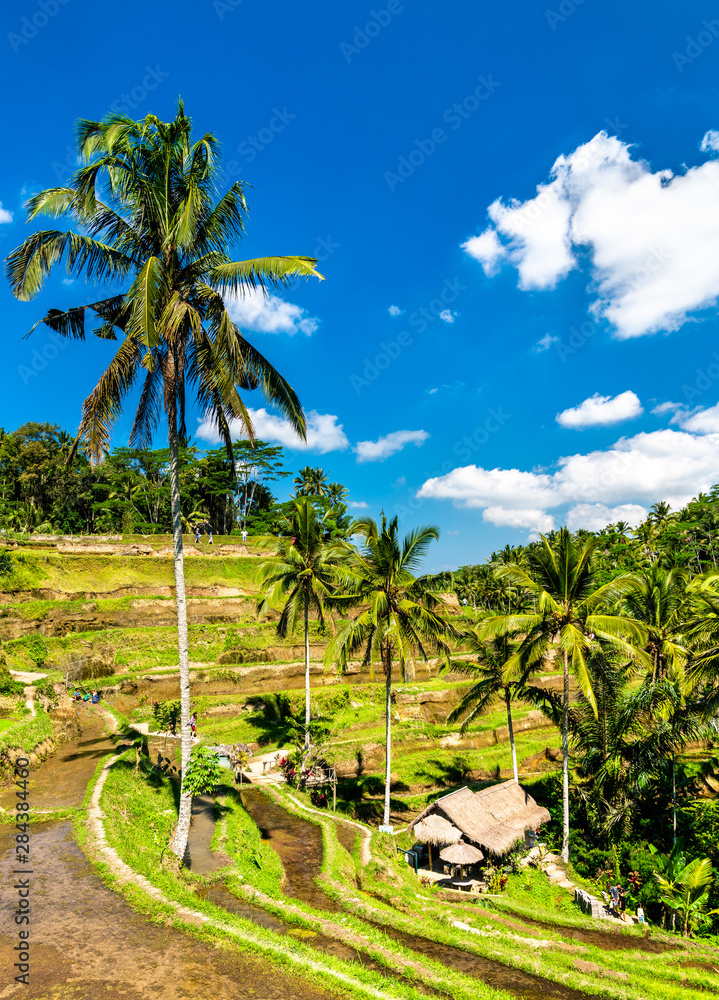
(408, 780, 550, 856)
(439, 841, 484, 864)
(412, 814, 462, 846)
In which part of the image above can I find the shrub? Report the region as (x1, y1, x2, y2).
(183, 746, 224, 795)
(24, 634, 48, 668)
(152, 699, 181, 735)
(0, 673, 25, 696)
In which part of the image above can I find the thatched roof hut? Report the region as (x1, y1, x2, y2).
(408, 780, 550, 857)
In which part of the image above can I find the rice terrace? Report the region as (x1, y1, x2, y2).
(3, 3, 719, 998)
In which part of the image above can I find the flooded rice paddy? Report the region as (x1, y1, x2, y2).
(0, 717, 347, 1000)
(239, 788, 602, 1000)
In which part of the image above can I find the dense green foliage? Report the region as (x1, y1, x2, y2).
(0, 422, 352, 538)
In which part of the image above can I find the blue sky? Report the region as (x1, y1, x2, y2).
(3, 0, 719, 569)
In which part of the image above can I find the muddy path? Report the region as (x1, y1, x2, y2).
(0, 721, 347, 1000)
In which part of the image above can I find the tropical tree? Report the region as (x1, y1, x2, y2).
(326, 515, 458, 828)
(649, 501, 675, 531)
(483, 528, 648, 862)
(613, 520, 631, 544)
(293, 466, 329, 497)
(5, 107, 322, 860)
(257, 499, 348, 752)
(446, 633, 524, 782)
(528, 651, 670, 838)
(655, 856, 718, 936)
(326, 482, 349, 505)
(623, 566, 689, 682)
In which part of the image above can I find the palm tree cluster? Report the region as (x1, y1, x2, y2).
(451, 528, 719, 867)
(258, 506, 459, 828)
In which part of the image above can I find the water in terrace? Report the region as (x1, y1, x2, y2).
(0, 711, 346, 1000)
(239, 788, 603, 1000)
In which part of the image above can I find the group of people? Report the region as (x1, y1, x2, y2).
(73, 689, 100, 704)
(192, 528, 250, 544)
(608, 883, 645, 924)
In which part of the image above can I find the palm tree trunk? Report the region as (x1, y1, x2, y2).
(561, 649, 570, 864)
(505, 687, 518, 783)
(168, 427, 192, 861)
(383, 648, 392, 829)
(672, 756, 677, 846)
(304, 600, 311, 754)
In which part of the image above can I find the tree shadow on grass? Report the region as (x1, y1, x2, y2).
(415, 753, 476, 788)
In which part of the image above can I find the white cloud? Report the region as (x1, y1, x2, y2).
(534, 333, 559, 353)
(446, 530, 459, 535)
(461, 228, 506, 275)
(225, 287, 319, 336)
(673, 403, 719, 434)
(464, 131, 719, 338)
(556, 390, 643, 429)
(196, 408, 348, 453)
(355, 429, 429, 463)
(0, 203, 12, 224)
(565, 503, 647, 532)
(484, 506, 556, 533)
(392, 476, 407, 488)
(701, 130, 719, 153)
(426, 381, 464, 397)
(388, 305, 403, 316)
(652, 401, 681, 416)
(439, 309, 456, 323)
(348, 500, 369, 509)
(417, 427, 719, 534)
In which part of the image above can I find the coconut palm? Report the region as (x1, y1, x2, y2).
(613, 521, 631, 544)
(256, 499, 348, 753)
(326, 515, 458, 828)
(293, 466, 329, 497)
(482, 528, 649, 862)
(446, 633, 525, 782)
(649, 501, 674, 531)
(623, 566, 690, 682)
(326, 482, 349, 505)
(529, 651, 673, 838)
(632, 676, 715, 843)
(5, 107, 322, 860)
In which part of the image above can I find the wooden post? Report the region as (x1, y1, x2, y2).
(332, 769, 336, 812)
(428, 843, 433, 871)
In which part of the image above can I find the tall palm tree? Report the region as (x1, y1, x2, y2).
(482, 528, 648, 862)
(649, 500, 674, 531)
(326, 515, 458, 828)
(613, 520, 631, 544)
(446, 633, 524, 782)
(623, 566, 689, 682)
(326, 482, 349, 505)
(256, 499, 348, 752)
(5, 107, 322, 860)
(293, 466, 329, 497)
(528, 651, 672, 838)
